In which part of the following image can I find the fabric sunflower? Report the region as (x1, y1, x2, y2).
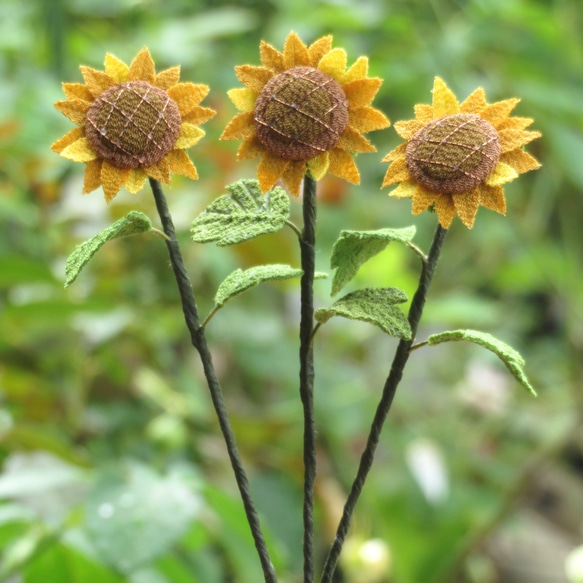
(51, 48, 216, 201)
(382, 77, 541, 229)
(220, 32, 390, 196)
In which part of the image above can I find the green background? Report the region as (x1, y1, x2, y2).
(0, 0, 581, 581)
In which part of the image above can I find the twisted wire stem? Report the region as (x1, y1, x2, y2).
(299, 173, 318, 582)
(320, 223, 448, 582)
(149, 178, 277, 583)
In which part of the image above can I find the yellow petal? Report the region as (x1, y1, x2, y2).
(308, 36, 333, 68)
(343, 78, 382, 109)
(60, 137, 97, 162)
(235, 65, 274, 93)
(460, 87, 486, 114)
(498, 129, 541, 153)
(227, 87, 258, 113)
(381, 143, 407, 162)
(382, 158, 412, 187)
(104, 53, 129, 83)
(83, 159, 102, 194)
(125, 168, 148, 194)
(452, 191, 480, 229)
(307, 151, 330, 180)
(393, 119, 423, 140)
(80, 66, 116, 97)
(389, 181, 418, 199)
(485, 162, 518, 186)
(166, 149, 198, 179)
(54, 100, 89, 126)
(282, 161, 306, 196)
(497, 116, 534, 131)
(155, 66, 181, 90)
(342, 56, 368, 83)
(500, 148, 541, 174)
(479, 98, 520, 127)
(432, 77, 459, 118)
(101, 161, 129, 202)
(62, 82, 94, 102)
(237, 135, 264, 161)
(433, 194, 456, 228)
(283, 32, 310, 68)
(349, 106, 390, 133)
(336, 127, 376, 153)
(317, 48, 347, 80)
(220, 112, 256, 141)
(414, 104, 433, 123)
(174, 123, 205, 149)
(146, 158, 171, 184)
(182, 106, 216, 126)
(167, 83, 210, 116)
(328, 149, 360, 184)
(51, 127, 84, 154)
(260, 41, 285, 72)
(478, 184, 506, 214)
(257, 153, 290, 192)
(128, 47, 156, 83)
(411, 186, 437, 213)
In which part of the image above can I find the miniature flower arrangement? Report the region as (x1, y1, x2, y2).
(53, 33, 540, 582)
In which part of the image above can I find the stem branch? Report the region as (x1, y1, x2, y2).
(299, 174, 318, 583)
(321, 223, 448, 582)
(149, 178, 277, 583)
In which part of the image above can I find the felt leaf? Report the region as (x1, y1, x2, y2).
(427, 329, 536, 396)
(330, 226, 417, 295)
(215, 264, 325, 307)
(65, 211, 152, 287)
(315, 288, 412, 340)
(191, 179, 290, 246)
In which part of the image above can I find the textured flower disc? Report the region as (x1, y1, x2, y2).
(406, 113, 500, 194)
(254, 66, 349, 161)
(85, 81, 182, 169)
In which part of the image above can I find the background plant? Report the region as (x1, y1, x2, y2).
(0, 1, 581, 582)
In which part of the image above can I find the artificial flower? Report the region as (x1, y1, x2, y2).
(51, 48, 215, 201)
(382, 77, 541, 228)
(221, 32, 390, 195)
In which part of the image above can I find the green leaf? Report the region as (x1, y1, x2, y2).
(215, 264, 327, 307)
(86, 463, 200, 574)
(315, 288, 412, 339)
(330, 226, 417, 295)
(427, 329, 537, 396)
(65, 211, 152, 287)
(191, 179, 290, 246)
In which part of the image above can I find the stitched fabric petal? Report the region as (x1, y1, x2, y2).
(61, 138, 97, 162)
(166, 149, 198, 179)
(382, 158, 412, 187)
(318, 48, 347, 79)
(83, 159, 103, 194)
(389, 181, 418, 199)
(342, 56, 368, 83)
(220, 112, 255, 141)
(125, 168, 148, 194)
(432, 77, 460, 118)
(227, 88, 258, 112)
(485, 162, 518, 186)
(260, 41, 285, 72)
(257, 153, 290, 192)
(307, 152, 330, 180)
(500, 149, 541, 173)
(155, 66, 181, 90)
(104, 53, 129, 83)
(128, 48, 156, 83)
(328, 149, 360, 184)
(283, 32, 310, 68)
(343, 78, 382, 109)
(282, 160, 306, 196)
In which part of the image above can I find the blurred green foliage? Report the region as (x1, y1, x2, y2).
(0, 0, 582, 582)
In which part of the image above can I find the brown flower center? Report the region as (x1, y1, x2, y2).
(254, 66, 349, 161)
(406, 113, 500, 194)
(85, 81, 181, 169)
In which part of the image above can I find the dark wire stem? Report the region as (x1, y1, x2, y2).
(299, 173, 318, 583)
(149, 178, 277, 583)
(320, 223, 448, 582)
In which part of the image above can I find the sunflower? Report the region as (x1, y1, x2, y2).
(382, 77, 541, 229)
(220, 32, 390, 196)
(51, 48, 216, 201)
